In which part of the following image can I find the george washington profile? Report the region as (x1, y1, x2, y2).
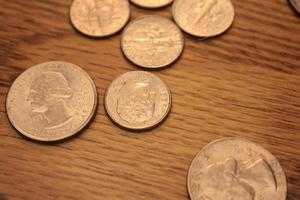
(27, 71, 74, 129)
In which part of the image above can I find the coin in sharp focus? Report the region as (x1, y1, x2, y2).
(130, 0, 173, 9)
(188, 137, 287, 200)
(70, 0, 130, 37)
(105, 71, 171, 131)
(121, 15, 184, 69)
(172, 0, 235, 37)
(289, 0, 300, 14)
(6, 61, 98, 142)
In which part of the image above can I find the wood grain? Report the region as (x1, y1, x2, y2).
(0, 0, 299, 199)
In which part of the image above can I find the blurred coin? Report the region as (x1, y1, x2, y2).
(121, 15, 184, 68)
(130, 0, 173, 9)
(172, 0, 235, 37)
(70, 0, 130, 37)
(6, 61, 98, 142)
(105, 71, 171, 130)
(188, 137, 287, 200)
(290, 0, 300, 14)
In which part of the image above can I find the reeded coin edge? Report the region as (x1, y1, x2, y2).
(172, 0, 235, 38)
(69, 0, 131, 38)
(5, 61, 98, 142)
(130, 0, 173, 9)
(120, 15, 185, 69)
(187, 137, 287, 200)
(104, 71, 172, 131)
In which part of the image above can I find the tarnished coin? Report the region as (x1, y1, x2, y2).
(188, 137, 287, 200)
(6, 61, 98, 142)
(130, 0, 173, 9)
(290, 0, 300, 14)
(121, 15, 184, 68)
(105, 71, 171, 130)
(70, 0, 130, 37)
(172, 0, 235, 37)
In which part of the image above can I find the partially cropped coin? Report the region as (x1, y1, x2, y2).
(172, 0, 235, 37)
(188, 137, 287, 200)
(121, 15, 184, 68)
(70, 0, 130, 37)
(6, 61, 98, 142)
(105, 71, 171, 130)
(130, 0, 173, 8)
(290, 0, 300, 14)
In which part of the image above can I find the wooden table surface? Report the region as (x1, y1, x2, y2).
(0, 0, 299, 199)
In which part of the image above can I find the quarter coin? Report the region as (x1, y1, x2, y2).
(121, 15, 184, 68)
(188, 137, 287, 200)
(130, 0, 173, 9)
(70, 0, 130, 37)
(290, 0, 300, 14)
(172, 0, 235, 37)
(6, 61, 98, 142)
(105, 71, 171, 130)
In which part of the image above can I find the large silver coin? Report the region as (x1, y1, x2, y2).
(6, 61, 98, 142)
(188, 137, 287, 200)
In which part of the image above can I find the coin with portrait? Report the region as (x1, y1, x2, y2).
(172, 0, 235, 37)
(121, 15, 184, 68)
(70, 0, 130, 37)
(130, 0, 173, 9)
(188, 137, 287, 200)
(6, 61, 98, 142)
(105, 71, 171, 130)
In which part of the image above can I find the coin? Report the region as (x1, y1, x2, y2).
(172, 0, 235, 37)
(70, 0, 130, 37)
(121, 15, 184, 68)
(290, 0, 300, 14)
(130, 0, 173, 9)
(188, 137, 287, 200)
(6, 61, 98, 142)
(105, 71, 171, 130)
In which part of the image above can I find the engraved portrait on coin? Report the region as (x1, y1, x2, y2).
(70, 0, 130, 37)
(27, 71, 75, 129)
(130, 0, 173, 8)
(6, 61, 98, 141)
(121, 16, 184, 68)
(105, 71, 171, 130)
(188, 138, 287, 200)
(172, 0, 235, 37)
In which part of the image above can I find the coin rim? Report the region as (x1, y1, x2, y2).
(187, 137, 287, 200)
(104, 71, 172, 131)
(289, 0, 300, 14)
(69, 0, 131, 38)
(5, 61, 98, 142)
(120, 15, 185, 69)
(172, 0, 235, 37)
(130, 0, 173, 9)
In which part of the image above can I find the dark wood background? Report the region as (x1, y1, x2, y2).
(0, 0, 299, 199)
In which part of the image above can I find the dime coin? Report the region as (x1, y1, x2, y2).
(105, 71, 171, 130)
(121, 15, 184, 68)
(6, 61, 98, 142)
(188, 137, 287, 200)
(290, 0, 300, 14)
(130, 0, 173, 9)
(70, 0, 130, 37)
(172, 0, 235, 37)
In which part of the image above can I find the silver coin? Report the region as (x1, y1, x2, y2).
(6, 61, 98, 142)
(104, 71, 172, 131)
(188, 137, 287, 200)
(121, 15, 184, 69)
